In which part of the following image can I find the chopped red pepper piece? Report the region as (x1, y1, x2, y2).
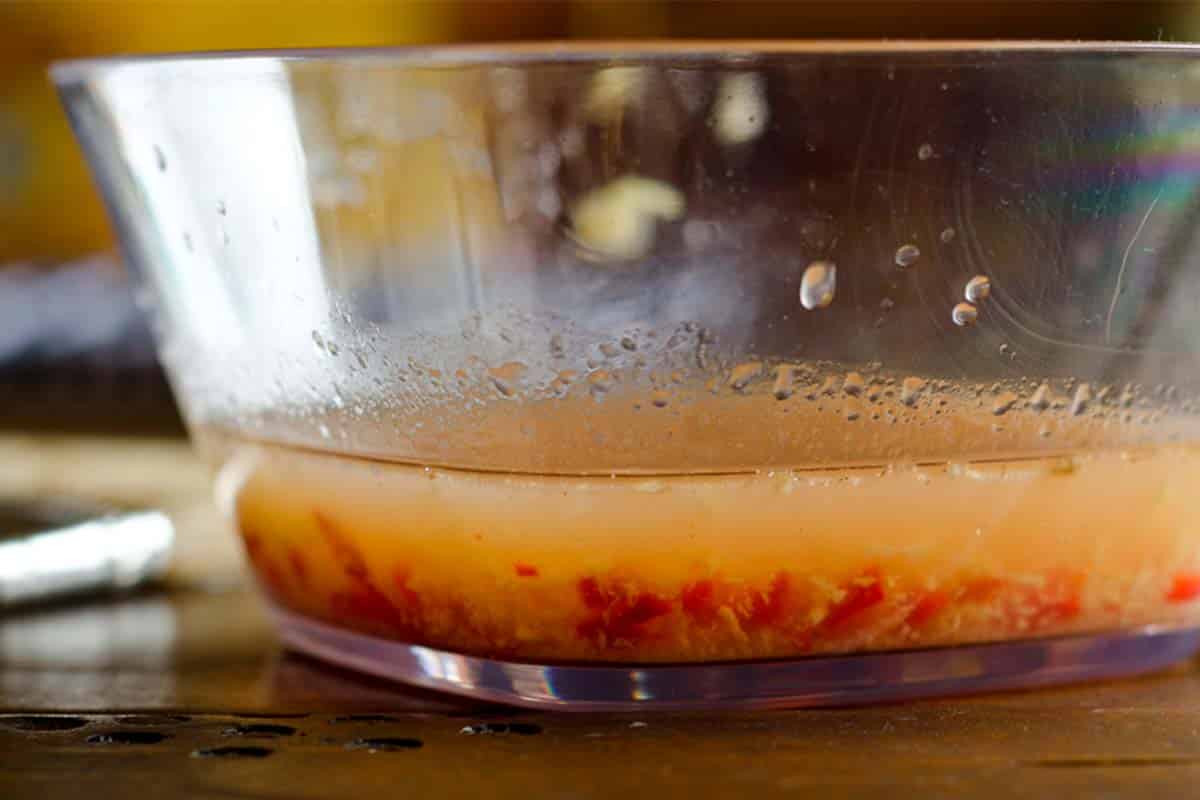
(1168, 572, 1200, 604)
(743, 572, 791, 628)
(821, 569, 885, 632)
(314, 511, 368, 580)
(576, 577, 672, 647)
(681, 579, 719, 624)
(905, 590, 949, 629)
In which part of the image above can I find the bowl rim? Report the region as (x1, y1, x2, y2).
(50, 38, 1200, 85)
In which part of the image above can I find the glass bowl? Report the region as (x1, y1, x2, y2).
(55, 42, 1200, 709)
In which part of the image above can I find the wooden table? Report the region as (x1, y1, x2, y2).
(3, 437, 1200, 798)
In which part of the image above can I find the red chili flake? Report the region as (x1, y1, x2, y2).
(905, 590, 949, 629)
(576, 617, 605, 642)
(821, 569, 885, 632)
(514, 563, 540, 578)
(1026, 571, 1084, 629)
(961, 577, 1008, 604)
(312, 511, 423, 637)
(392, 568, 421, 609)
(576, 577, 672, 647)
(314, 511, 368, 580)
(287, 549, 308, 583)
(330, 584, 407, 630)
(743, 572, 791, 628)
(606, 593, 672, 643)
(578, 577, 607, 611)
(1168, 572, 1200, 604)
(681, 579, 719, 624)
(1031, 596, 1081, 627)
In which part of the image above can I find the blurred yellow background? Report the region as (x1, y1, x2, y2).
(2, 0, 1197, 263)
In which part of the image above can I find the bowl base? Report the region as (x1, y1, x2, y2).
(270, 604, 1200, 710)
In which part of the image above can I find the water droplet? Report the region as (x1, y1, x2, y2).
(549, 334, 565, 357)
(620, 336, 638, 352)
(800, 260, 837, 310)
(992, 392, 1018, 416)
(951, 302, 978, 326)
(773, 365, 797, 400)
(588, 370, 614, 395)
(843, 371, 865, 396)
(153, 146, 167, 172)
(651, 389, 670, 408)
(327, 341, 340, 357)
(599, 342, 620, 358)
(311, 330, 326, 351)
(1030, 382, 1051, 411)
(879, 297, 895, 311)
(894, 244, 921, 268)
(729, 361, 764, 391)
(488, 362, 526, 397)
(918, 143, 935, 161)
(182, 232, 193, 252)
(845, 409, 860, 421)
(964, 275, 992, 303)
(900, 377, 925, 406)
(355, 352, 368, 369)
(216, 201, 227, 216)
(940, 227, 956, 243)
(1070, 383, 1092, 416)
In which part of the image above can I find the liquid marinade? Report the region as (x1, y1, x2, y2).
(202, 380, 1200, 664)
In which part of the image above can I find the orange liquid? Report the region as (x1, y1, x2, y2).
(212, 420, 1200, 662)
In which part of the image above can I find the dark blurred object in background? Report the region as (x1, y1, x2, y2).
(1, 0, 1197, 434)
(0, 257, 154, 367)
(4, 1, 1196, 264)
(0, 257, 180, 435)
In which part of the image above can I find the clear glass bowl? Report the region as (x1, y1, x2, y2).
(55, 42, 1200, 709)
